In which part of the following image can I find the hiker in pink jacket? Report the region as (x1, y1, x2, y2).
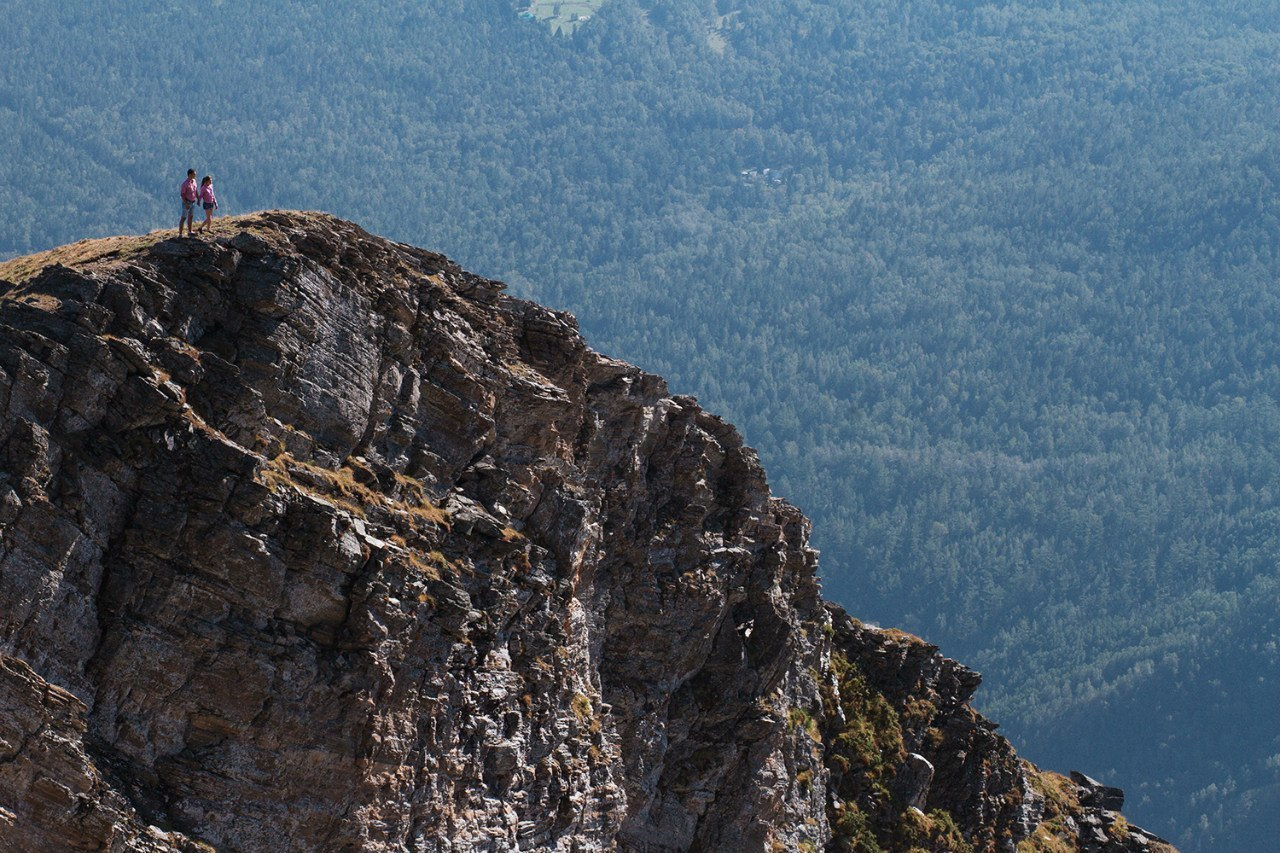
(195, 176, 218, 234)
(178, 169, 198, 236)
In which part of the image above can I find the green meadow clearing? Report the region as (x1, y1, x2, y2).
(520, 1, 605, 35)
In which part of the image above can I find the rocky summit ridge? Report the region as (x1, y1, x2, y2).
(0, 212, 1172, 852)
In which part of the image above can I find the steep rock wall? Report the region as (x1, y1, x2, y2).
(0, 213, 1171, 852)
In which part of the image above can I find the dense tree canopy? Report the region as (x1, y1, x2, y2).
(3, 1, 1279, 849)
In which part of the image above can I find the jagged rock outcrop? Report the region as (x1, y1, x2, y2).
(0, 213, 1173, 852)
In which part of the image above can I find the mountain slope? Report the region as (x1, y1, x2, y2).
(0, 214, 1169, 851)
(2, 7, 1277, 847)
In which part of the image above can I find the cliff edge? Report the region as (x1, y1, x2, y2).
(0, 213, 1173, 851)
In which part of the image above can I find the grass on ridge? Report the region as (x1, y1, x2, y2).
(0, 232, 168, 286)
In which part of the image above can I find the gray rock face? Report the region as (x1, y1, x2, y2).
(1072, 771, 1126, 812)
(896, 754, 935, 810)
(0, 213, 1173, 852)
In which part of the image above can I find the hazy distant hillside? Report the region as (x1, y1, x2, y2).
(3, 1, 1279, 849)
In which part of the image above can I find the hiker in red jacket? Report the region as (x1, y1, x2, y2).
(195, 176, 218, 234)
(178, 169, 198, 236)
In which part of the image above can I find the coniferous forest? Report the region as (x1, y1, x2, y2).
(3, 1, 1280, 849)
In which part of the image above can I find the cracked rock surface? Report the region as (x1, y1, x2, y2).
(0, 213, 1173, 851)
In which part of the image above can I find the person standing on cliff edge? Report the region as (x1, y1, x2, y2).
(178, 169, 198, 236)
(195, 175, 218, 234)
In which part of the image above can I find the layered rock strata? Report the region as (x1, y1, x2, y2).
(0, 213, 1172, 851)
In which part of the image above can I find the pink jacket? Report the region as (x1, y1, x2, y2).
(199, 184, 217, 205)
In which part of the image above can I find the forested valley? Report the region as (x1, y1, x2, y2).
(3, 1, 1279, 849)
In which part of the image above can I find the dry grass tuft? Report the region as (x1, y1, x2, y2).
(259, 451, 450, 534)
(571, 693, 593, 724)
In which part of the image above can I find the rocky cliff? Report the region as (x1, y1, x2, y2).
(0, 213, 1172, 852)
